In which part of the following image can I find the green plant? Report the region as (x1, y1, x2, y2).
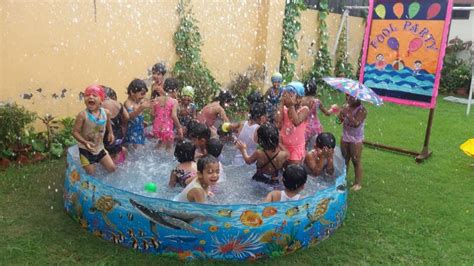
(334, 24, 354, 78)
(172, 0, 220, 109)
(279, 0, 306, 83)
(227, 65, 265, 117)
(308, 0, 333, 90)
(0, 103, 37, 150)
(55, 117, 76, 149)
(38, 114, 60, 151)
(440, 37, 473, 93)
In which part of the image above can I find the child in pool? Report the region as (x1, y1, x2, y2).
(173, 155, 220, 203)
(188, 122, 211, 158)
(169, 140, 197, 188)
(275, 81, 310, 164)
(263, 164, 307, 202)
(72, 85, 116, 175)
(152, 77, 183, 151)
(150, 62, 166, 99)
(305, 132, 336, 177)
(303, 78, 335, 149)
(197, 90, 234, 136)
(124, 79, 151, 149)
(235, 123, 289, 185)
(178, 86, 197, 135)
(264, 72, 283, 122)
(101, 86, 129, 164)
(230, 102, 267, 165)
(338, 95, 367, 191)
(206, 138, 226, 182)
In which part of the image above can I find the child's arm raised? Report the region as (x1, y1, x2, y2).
(72, 112, 94, 151)
(125, 100, 150, 120)
(235, 140, 258, 164)
(318, 100, 332, 116)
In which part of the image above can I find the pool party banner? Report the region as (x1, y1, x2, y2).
(359, 0, 453, 108)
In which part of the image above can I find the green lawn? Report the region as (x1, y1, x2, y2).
(1, 97, 473, 264)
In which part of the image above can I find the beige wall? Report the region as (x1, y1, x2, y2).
(0, 1, 365, 119)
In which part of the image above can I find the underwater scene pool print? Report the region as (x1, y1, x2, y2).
(64, 146, 347, 261)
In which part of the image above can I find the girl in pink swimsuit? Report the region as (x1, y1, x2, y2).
(303, 78, 334, 148)
(277, 81, 310, 164)
(152, 78, 183, 151)
(338, 95, 367, 191)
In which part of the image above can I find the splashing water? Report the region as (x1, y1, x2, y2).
(86, 140, 344, 205)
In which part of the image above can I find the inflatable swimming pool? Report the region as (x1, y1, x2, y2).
(64, 146, 347, 261)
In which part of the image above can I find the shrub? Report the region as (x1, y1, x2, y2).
(0, 103, 37, 151)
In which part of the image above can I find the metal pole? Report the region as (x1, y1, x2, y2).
(332, 9, 349, 56)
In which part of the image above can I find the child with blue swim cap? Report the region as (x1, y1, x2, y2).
(275, 81, 310, 164)
(264, 72, 283, 122)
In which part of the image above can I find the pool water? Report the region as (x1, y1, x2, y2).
(89, 140, 345, 204)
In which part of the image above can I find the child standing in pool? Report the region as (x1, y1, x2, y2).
(263, 164, 307, 202)
(303, 78, 335, 149)
(152, 78, 183, 151)
(338, 95, 367, 191)
(173, 155, 220, 203)
(178, 85, 197, 132)
(72, 85, 116, 175)
(235, 123, 288, 186)
(275, 81, 310, 164)
(124, 79, 150, 149)
(197, 90, 233, 136)
(169, 141, 197, 188)
(264, 72, 283, 122)
(102, 86, 129, 164)
(188, 122, 211, 159)
(150, 63, 166, 99)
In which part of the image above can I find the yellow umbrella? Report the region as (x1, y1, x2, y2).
(460, 139, 474, 157)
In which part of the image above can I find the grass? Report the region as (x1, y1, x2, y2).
(1, 96, 473, 264)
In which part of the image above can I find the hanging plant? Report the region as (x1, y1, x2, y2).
(279, 0, 306, 83)
(309, 0, 333, 89)
(334, 24, 354, 78)
(172, 0, 220, 109)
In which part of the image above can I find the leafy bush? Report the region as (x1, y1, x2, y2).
(440, 37, 472, 94)
(172, 0, 220, 109)
(0, 103, 37, 150)
(226, 65, 265, 116)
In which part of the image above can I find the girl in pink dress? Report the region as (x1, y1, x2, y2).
(152, 78, 183, 151)
(276, 82, 310, 164)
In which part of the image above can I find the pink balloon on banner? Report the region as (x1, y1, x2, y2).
(393, 2, 404, 19)
(407, 38, 423, 56)
(426, 3, 441, 19)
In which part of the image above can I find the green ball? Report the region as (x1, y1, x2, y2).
(144, 182, 157, 193)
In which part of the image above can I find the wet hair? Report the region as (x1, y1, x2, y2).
(164, 77, 179, 93)
(152, 63, 167, 75)
(214, 90, 234, 107)
(247, 91, 263, 105)
(316, 132, 336, 149)
(127, 79, 148, 95)
(174, 141, 196, 163)
(206, 138, 224, 158)
(191, 123, 211, 140)
(102, 86, 117, 100)
(257, 123, 279, 151)
(197, 155, 219, 173)
(186, 120, 200, 138)
(282, 164, 307, 191)
(249, 102, 267, 121)
(305, 78, 318, 96)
